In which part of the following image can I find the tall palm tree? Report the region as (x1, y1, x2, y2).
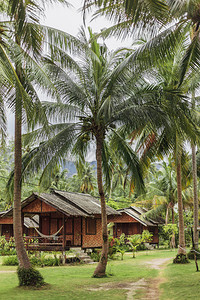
(132, 40, 199, 258)
(19, 28, 169, 277)
(1, 0, 69, 283)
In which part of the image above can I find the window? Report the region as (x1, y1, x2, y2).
(86, 218, 96, 235)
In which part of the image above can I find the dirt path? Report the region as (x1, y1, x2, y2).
(88, 257, 172, 300)
(0, 270, 16, 273)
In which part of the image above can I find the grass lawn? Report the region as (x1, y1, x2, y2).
(161, 259, 200, 300)
(0, 249, 192, 300)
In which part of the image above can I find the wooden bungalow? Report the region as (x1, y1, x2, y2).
(108, 206, 163, 246)
(0, 190, 120, 251)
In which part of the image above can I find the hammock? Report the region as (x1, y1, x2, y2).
(34, 225, 64, 239)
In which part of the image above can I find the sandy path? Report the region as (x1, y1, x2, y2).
(0, 270, 16, 273)
(88, 257, 172, 299)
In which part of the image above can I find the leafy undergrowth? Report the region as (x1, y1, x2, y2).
(0, 250, 175, 300)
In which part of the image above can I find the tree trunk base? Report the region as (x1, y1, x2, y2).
(93, 273, 108, 278)
(173, 254, 190, 264)
(17, 267, 45, 287)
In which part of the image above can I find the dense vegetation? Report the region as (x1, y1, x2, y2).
(1, 0, 200, 285)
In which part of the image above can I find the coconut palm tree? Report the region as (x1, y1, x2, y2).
(17, 27, 171, 277)
(131, 39, 200, 260)
(1, 0, 70, 284)
(76, 162, 96, 193)
(136, 157, 177, 224)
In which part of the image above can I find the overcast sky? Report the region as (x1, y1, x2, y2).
(42, 0, 131, 49)
(7, 0, 132, 137)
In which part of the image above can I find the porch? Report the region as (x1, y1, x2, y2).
(22, 212, 83, 251)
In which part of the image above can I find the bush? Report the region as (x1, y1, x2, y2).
(0, 236, 16, 256)
(2, 255, 18, 266)
(3, 254, 61, 267)
(90, 251, 101, 262)
(17, 267, 44, 287)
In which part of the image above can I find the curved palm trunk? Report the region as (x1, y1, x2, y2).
(13, 105, 31, 269)
(192, 143, 199, 250)
(93, 136, 108, 277)
(176, 153, 186, 255)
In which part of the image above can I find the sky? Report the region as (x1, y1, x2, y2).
(42, 0, 131, 49)
(7, 0, 132, 137)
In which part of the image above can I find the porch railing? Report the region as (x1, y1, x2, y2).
(23, 236, 64, 251)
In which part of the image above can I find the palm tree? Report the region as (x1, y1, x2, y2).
(1, 0, 69, 283)
(19, 28, 170, 277)
(132, 40, 199, 259)
(76, 162, 96, 193)
(136, 158, 177, 224)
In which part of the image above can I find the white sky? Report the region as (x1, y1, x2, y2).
(42, 0, 131, 49)
(7, 0, 132, 137)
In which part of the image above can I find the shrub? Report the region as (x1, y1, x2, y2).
(17, 267, 44, 287)
(0, 236, 16, 256)
(3, 254, 61, 267)
(90, 251, 101, 262)
(2, 255, 18, 266)
(30, 256, 42, 267)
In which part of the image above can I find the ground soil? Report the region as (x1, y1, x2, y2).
(88, 257, 172, 300)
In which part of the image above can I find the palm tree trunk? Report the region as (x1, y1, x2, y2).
(176, 152, 186, 255)
(171, 205, 175, 248)
(192, 143, 199, 250)
(165, 205, 169, 225)
(13, 105, 31, 269)
(93, 135, 108, 277)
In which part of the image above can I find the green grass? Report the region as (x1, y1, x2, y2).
(161, 260, 200, 300)
(0, 250, 183, 300)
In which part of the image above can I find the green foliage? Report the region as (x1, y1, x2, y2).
(2, 254, 61, 267)
(161, 224, 178, 248)
(127, 234, 142, 258)
(114, 233, 128, 260)
(128, 230, 153, 257)
(173, 253, 190, 264)
(141, 230, 153, 243)
(2, 255, 18, 266)
(30, 255, 61, 267)
(17, 267, 44, 287)
(0, 236, 16, 256)
(90, 250, 101, 262)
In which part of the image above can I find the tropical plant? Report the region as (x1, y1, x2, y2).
(132, 38, 200, 260)
(18, 26, 172, 277)
(76, 162, 96, 193)
(0, 0, 69, 285)
(127, 234, 142, 258)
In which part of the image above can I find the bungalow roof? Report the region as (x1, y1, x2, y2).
(1, 190, 120, 218)
(54, 190, 119, 216)
(117, 206, 163, 227)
